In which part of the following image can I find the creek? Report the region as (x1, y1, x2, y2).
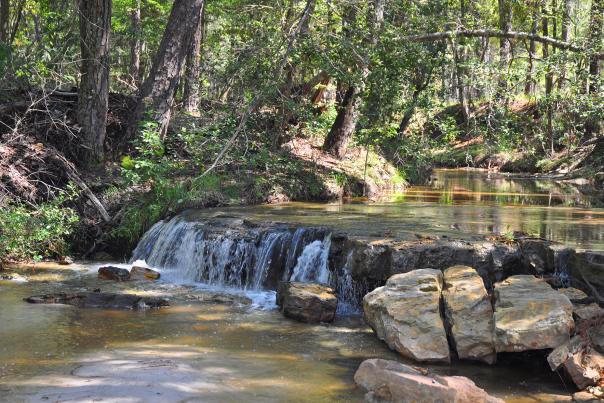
(1, 169, 602, 402)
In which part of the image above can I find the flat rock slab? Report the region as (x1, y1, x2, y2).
(493, 275, 574, 352)
(276, 282, 337, 323)
(354, 358, 503, 403)
(25, 292, 169, 310)
(443, 265, 496, 364)
(363, 269, 450, 363)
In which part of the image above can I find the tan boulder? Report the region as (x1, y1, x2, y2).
(363, 269, 450, 363)
(443, 265, 496, 364)
(276, 282, 337, 323)
(354, 358, 503, 403)
(493, 275, 574, 352)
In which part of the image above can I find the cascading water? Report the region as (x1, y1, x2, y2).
(131, 214, 362, 313)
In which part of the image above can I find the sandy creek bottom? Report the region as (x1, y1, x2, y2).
(0, 263, 573, 402)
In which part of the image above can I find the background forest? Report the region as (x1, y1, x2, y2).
(0, 0, 603, 261)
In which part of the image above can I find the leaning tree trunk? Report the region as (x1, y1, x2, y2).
(136, 0, 205, 138)
(129, 0, 142, 88)
(182, 0, 206, 113)
(323, 85, 362, 159)
(77, 0, 111, 165)
(323, 0, 382, 159)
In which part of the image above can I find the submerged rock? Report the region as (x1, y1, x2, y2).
(25, 292, 169, 310)
(493, 275, 574, 352)
(354, 358, 503, 403)
(130, 266, 161, 281)
(98, 266, 130, 281)
(185, 292, 252, 306)
(442, 265, 496, 364)
(276, 282, 337, 323)
(363, 269, 450, 363)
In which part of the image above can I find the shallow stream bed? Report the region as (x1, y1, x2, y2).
(0, 264, 573, 402)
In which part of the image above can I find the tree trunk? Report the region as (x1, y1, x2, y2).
(136, 0, 205, 138)
(129, 0, 142, 88)
(77, 0, 111, 165)
(182, 0, 206, 113)
(0, 0, 8, 44)
(498, 0, 512, 92)
(586, 0, 604, 136)
(525, 2, 539, 95)
(323, 85, 361, 159)
(542, 1, 555, 154)
(558, 0, 573, 90)
(323, 0, 382, 158)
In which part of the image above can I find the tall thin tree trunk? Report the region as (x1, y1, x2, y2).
(558, 0, 573, 91)
(129, 0, 142, 88)
(182, 0, 206, 113)
(525, 3, 539, 95)
(77, 0, 111, 165)
(0, 0, 8, 44)
(542, 1, 555, 154)
(586, 0, 604, 137)
(135, 0, 205, 138)
(498, 0, 512, 93)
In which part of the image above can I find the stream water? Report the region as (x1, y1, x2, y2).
(1, 169, 602, 402)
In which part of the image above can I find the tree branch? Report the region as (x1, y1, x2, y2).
(405, 29, 603, 58)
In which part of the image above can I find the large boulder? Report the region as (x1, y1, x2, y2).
(98, 266, 130, 281)
(363, 269, 450, 363)
(25, 292, 169, 309)
(493, 275, 574, 352)
(443, 265, 496, 364)
(354, 359, 503, 403)
(276, 282, 337, 323)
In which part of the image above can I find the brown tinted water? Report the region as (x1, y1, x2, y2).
(184, 169, 604, 251)
(0, 265, 572, 402)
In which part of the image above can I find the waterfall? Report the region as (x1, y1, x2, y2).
(131, 216, 333, 291)
(130, 215, 363, 313)
(289, 234, 331, 284)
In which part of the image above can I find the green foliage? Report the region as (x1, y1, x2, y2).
(0, 188, 79, 262)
